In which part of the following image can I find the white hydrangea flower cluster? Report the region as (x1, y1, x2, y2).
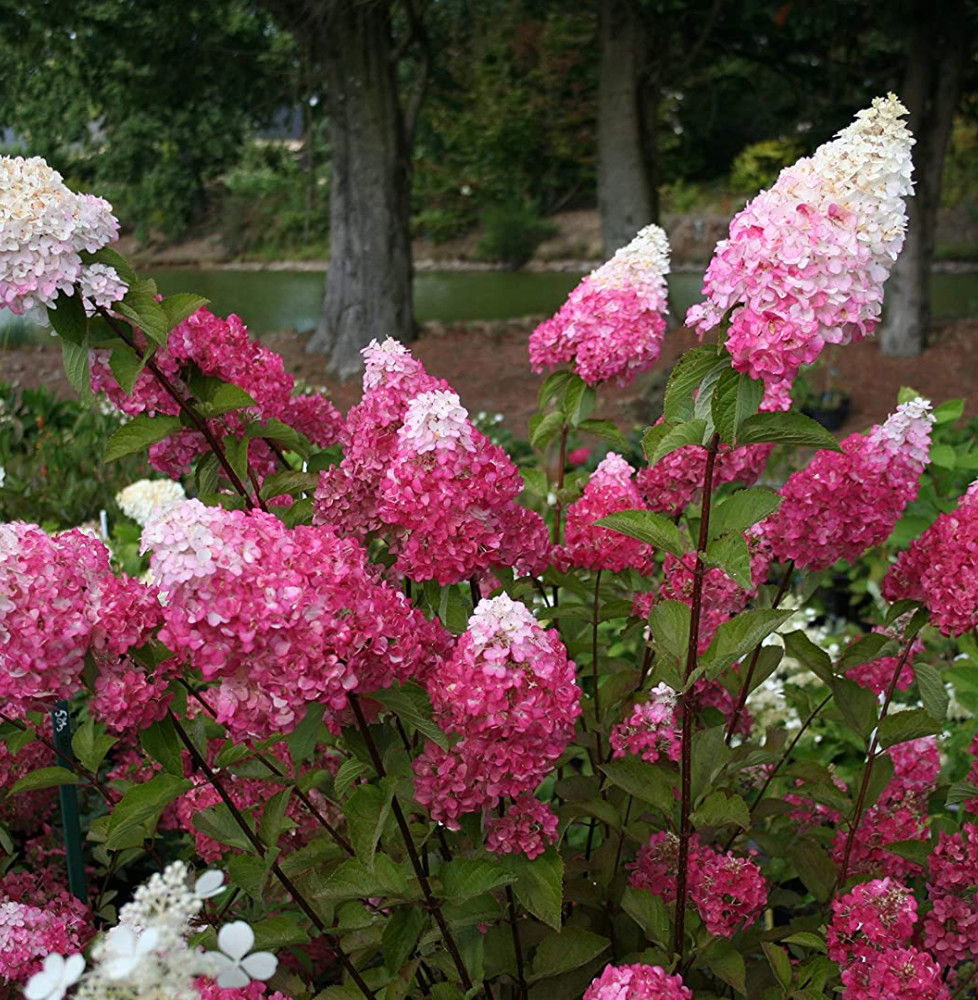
(590, 223, 671, 304)
(399, 389, 475, 453)
(750, 602, 842, 731)
(116, 479, 187, 528)
(24, 864, 277, 1000)
(78, 263, 129, 314)
(0, 156, 123, 316)
(867, 396, 934, 465)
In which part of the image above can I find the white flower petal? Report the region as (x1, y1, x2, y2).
(62, 954, 85, 985)
(215, 964, 252, 990)
(217, 920, 255, 961)
(241, 951, 278, 982)
(194, 870, 226, 899)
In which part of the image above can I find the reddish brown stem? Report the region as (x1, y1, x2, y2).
(673, 432, 720, 961)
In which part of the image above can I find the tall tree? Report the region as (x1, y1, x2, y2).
(266, 0, 429, 377)
(881, 0, 974, 356)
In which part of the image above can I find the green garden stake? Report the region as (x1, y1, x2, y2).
(51, 700, 87, 903)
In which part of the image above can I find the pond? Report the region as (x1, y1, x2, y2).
(3, 267, 977, 344)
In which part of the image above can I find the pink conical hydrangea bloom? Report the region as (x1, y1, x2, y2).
(485, 793, 559, 860)
(883, 477, 978, 636)
(142, 499, 449, 740)
(687, 95, 914, 390)
(610, 685, 681, 764)
(0, 155, 123, 315)
(378, 389, 551, 583)
(583, 963, 692, 1000)
(827, 878, 918, 964)
(554, 452, 653, 572)
(91, 308, 342, 480)
(529, 224, 670, 386)
(413, 594, 580, 828)
(690, 851, 767, 937)
(761, 397, 933, 571)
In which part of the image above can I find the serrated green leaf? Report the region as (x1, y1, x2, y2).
(48, 290, 88, 344)
(596, 509, 687, 558)
(139, 716, 185, 776)
(782, 931, 827, 952)
(224, 433, 250, 486)
(762, 941, 792, 989)
(61, 339, 92, 397)
(227, 853, 272, 901)
(105, 414, 182, 462)
(504, 847, 563, 930)
(929, 444, 956, 469)
(690, 790, 750, 830)
(259, 471, 321, 500)
(529, 927, 610, 982)
(383, 906, 424, 974)
(188, 373, 257, 416)
(878, 708, 942, 749)
(787, 839, 837, 902)
(577, 418, 628, 450)
(247, 418, 306, 452)
(705, 937, 747, 995)
(285, 704, 325, 766)
(539, 370, 572, 409)
(621, 886, 671, 947)
(335, 757, 373, 793)
(704, 531, 753, 590)
(161, 293, 208, 329)
(648, 599, 691, 680)
(193, 802, 258, 854)
(564, 377, 596, 428)
(914, 661, 948, 721)
(736, 411, 842, 451)
(663, 345, 728, 421)
(315, 855, 408, 901)
(345, 784, 391, 868)
(701, 608, 795, 676)
(108, 341, 150, 395)
(831, 677, 879, 740)
(932, 399, 964, 425)
(440, 859, 517, 902)
(882, 838, 932, 867)
(836, 633, 899, 670)
(782, 630, 834, 684)
(599, 758, 676, 813)
(117, 279, 168, 345)
(371, 682, 451, 751)
(709, 488, 781, 539)
(71, 717, 116, 775)
(649, 418, 708, 465)
(107, 773, 192, 848)
(712, 368, 764, 444)
(946, 780, 978, 806)
(258, 788, 294, 846)
(529, 410, 566, 450)
(10, 767, 82, 794)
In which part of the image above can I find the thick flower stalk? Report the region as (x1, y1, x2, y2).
(883, 477, 978, 635)
(529, 224, 670, 386)
(413, 594, 580, 834)
(686, 95, 914, 390)
(761, 397, 933, 570)
(0, 156, 122, 316)
(91, 308, 342, 479)
(377, 389, 551, 583)
(0, 523, 162, 719)
(554, 452, 653, 572)
(142, 499, 449, 740)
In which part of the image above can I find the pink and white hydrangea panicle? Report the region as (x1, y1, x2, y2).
(485, 793, 559, 860)
(413, 594, 580, 828)
(0, 523, 162, 719)
(554, 452, 654, 573)
(77, 262, 127, 314)
(610, 685, 681, 764)
(0, 155, 122, 316)
(529, 224, 670, 386)
(314, 339, 450, 539)
(582, 962, 692, 1000)
(883, 477, 978, 636)
(142, 499, 448, 740)
(827, 877, 917, 964)
(627, 831, 706, 904)
(761, 397, 934, 571)
(690, 851, 767, 937)
(923, 823, 978, 968)
(378, 391, 550, 583)
(686, 95, 914, 390)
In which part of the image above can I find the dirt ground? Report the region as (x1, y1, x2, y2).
(3, 315, 977, 442)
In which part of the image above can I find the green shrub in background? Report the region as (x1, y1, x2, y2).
(477, 204, 559, 269)
(729, 136, 807, 196)
(0, 382, 151, 529)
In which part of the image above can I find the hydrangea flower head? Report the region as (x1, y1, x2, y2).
(530, 224, 670, 386)
(116, 478, 188, 528)
(485, 793, 559, 860)
(687, 95, 914, 390)
(883, 477, 978, 635)
(610, 686, 681, 764)
(827, 878, 917, 963)
(761, 397, 933, 570)
(0, 155, 122, 315)
(583, 963, 692, 1000)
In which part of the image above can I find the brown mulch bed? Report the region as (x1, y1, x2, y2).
(2, 317, 977, 442)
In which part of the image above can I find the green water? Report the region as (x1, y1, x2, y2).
(2, 268, 976, 344)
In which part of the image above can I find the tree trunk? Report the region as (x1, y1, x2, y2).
(880, 0, 969, 357)
(305, 0, 415, 377)
(597, 0, 653, 256)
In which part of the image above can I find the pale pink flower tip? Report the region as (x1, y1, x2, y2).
(583, 962, 692, 1000)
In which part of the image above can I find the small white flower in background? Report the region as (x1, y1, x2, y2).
(193, 870, 226, 900)
(100, 926, 160, 980)
(0, 465, 5, 489)
(115, 478, 187, 528)
(210, 922, 278, 989)
(23, 953, 85, 1000)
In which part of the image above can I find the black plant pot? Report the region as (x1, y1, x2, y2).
(802, 394, 850, 431)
